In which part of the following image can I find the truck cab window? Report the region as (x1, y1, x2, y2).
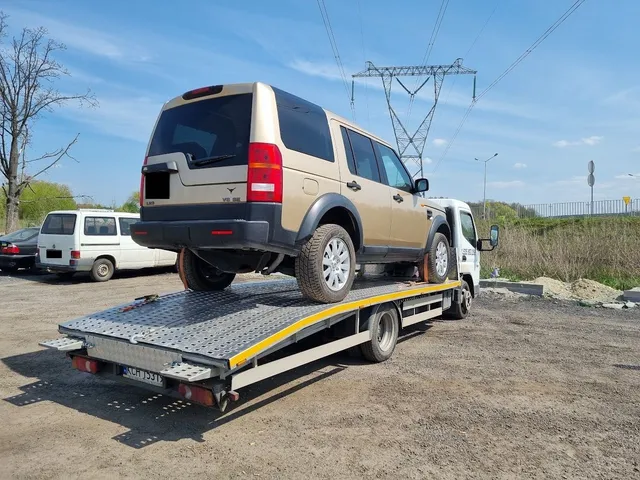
(460, 212, 477, 246)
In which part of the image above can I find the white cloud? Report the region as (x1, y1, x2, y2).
(632, 146, 640, 152)
(615, 173, 640, 180)
(432, 138, 447, 147)
(513, 163, 527, 169)
(553, 136, 603, 148)
(487, 180, 525, 188)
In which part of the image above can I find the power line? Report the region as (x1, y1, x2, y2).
(408, 0, 450, 118)
(356, 0, 371, 128)
(432, 0, 587, 173)
(316, 0, 356, 120)
(441, 1, 501, 109)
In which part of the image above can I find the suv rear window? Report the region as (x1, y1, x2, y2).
(148, 93, 253, 168)
(41, 214, 77, 235)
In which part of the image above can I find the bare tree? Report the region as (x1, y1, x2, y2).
(0, 12, 97, 232)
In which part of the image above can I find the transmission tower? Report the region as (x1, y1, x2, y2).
(352, 59, 477, 178)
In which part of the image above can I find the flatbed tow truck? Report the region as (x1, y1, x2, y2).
(39, 199, 498, 412)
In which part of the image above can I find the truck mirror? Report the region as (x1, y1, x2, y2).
(414, 178, 429, 192)
(490, 224, 499, 247)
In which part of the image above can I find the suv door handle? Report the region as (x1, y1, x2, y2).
(346, 181, 361, 191)
(393, 194, 403, 203)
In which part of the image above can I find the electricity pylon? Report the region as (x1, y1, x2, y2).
(352, 59, 476, 178)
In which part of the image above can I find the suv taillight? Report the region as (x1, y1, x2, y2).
(247, 143, 283, 203)
(139, 156, 148, 207)
(2, 244, 19, 255)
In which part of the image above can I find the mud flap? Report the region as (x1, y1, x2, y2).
(177, 248, 188, 290)
(417, 253, 429, 282)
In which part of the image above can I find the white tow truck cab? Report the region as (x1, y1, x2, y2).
(37, 209, 177, 282)
(40, 203, 499, 411)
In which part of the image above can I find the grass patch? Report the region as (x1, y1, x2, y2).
(477, 216, 640, 289)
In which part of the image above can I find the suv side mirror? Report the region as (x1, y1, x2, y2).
(414, 178, 429, 193)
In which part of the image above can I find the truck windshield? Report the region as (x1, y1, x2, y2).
(41, 214, 77, 235)
(147, 93, 252, 168)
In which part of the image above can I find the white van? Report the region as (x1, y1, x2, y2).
(37, 209, 177, 282)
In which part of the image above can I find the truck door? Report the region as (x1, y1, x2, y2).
(458, 209, 480, 288)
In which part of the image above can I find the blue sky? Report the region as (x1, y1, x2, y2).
(3, 0, 640, 206)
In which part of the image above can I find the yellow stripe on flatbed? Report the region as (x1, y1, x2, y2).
(228, 280, 461, 368)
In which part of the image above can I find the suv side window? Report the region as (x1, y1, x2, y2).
(345, 129, 381, 183)
(340, 126, 357, 175)
(374, 142, 413, 193)
(118, 218, 138, 236)
(460, 212, 477, 246)
(272, 87, 335, 162)
(84, 217, 117, 236)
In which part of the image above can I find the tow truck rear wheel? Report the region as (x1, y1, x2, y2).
(361, 305, 400, 362)
(179, 248, 236, 291)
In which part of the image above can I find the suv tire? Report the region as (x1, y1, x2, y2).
(420, 232, 450, 284)
(179, 248, 236, 291)
(295, 224, 356, 303)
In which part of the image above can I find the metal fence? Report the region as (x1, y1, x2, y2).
(472, 198, 640, 219)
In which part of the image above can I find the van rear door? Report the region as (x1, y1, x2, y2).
(142, 89, 254, 213)
(39, 213, 78, 267)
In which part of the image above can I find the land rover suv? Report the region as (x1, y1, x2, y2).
(131, 82, 452, 303)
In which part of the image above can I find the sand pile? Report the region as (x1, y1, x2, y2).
(531, 276, 622, 302)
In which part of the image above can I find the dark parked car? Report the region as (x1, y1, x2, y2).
(0, 227, 41, 272)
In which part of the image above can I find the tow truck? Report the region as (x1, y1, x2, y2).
(40, 199, 498, 412)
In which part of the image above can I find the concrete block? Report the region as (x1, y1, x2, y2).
(623, 288, 640, 302)
(479, 279, 544, 296)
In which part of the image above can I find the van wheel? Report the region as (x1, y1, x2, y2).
(420, 232, 450, 284)
(91, 258, 114, 282)
(179, 248, 235, 291)
(295, 224, 356, 303)
(361, 305, 399, 362)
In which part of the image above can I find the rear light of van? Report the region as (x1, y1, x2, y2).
(71, 250, 81, 259)
(247, 142, 283, 203)
(139, 156, 148, 207)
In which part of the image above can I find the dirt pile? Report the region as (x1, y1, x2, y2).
(532, 276, 623, 302)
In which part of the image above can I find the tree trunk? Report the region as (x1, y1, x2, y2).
(4, 138, 21, 233)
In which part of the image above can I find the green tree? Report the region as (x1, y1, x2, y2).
(19, 180, 76, 226)
(118, 191, 140, 213)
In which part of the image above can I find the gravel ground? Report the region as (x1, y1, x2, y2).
(0, 269, 639, 479)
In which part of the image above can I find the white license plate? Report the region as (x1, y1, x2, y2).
(122, 366, 164, 387)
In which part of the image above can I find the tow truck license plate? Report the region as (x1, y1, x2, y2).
(122, 366, 164, 387)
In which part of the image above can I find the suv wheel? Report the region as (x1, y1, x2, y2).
(295, 224, 356, 303)
(179, 248, 236, 291)
(419, 232, 450, 284)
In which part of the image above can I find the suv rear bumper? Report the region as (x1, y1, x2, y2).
(131, 203, 299, 256)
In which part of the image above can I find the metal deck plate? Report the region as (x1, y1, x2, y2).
(59, 278, 456, 366)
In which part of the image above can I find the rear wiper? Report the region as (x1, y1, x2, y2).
(192, 154, 236, 166)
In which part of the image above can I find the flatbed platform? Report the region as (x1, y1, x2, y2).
(57, 278, 461, 370)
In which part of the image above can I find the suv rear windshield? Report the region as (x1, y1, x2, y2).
(148, 93, 252, 168)
(41, 214, 77, 235)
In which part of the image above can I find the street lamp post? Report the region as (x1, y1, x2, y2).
(475, 153, 498, 219)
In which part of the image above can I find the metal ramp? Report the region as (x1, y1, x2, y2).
(56, 278, 460, 369)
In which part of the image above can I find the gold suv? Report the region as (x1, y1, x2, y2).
(131, 82, 452, 303)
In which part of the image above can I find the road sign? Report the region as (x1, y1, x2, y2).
(623, 196, 631, 206)
(588, 160, 595, 173)
(587, 173, 595, 187)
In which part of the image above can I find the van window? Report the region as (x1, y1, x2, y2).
(272, 87, 334, 162)
(84, 217, 117, 236)
(346, 129, 381, 182)
(460, 212, 477, 246)
(147, 93, 252, 168)
(41, 214, 76, 235)
(374, 141, 413, 193)
(118, 218, 138, 236)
